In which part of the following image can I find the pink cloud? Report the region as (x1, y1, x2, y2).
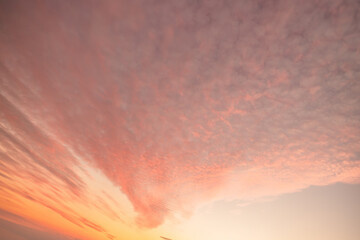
(0, 0, 359, 231)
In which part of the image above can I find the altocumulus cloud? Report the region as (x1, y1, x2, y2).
(0, 0, 359, 230)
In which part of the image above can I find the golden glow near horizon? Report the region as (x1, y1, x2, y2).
(1, 0, 360, 239)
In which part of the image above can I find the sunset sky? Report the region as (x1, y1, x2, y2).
(0, 0, 360, 239)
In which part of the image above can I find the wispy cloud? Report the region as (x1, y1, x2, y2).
(0, 0, 359, 236)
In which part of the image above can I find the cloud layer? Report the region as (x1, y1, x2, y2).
(0, 0, 360, 232)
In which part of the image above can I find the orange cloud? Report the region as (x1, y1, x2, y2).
(0, 0, 359, 237)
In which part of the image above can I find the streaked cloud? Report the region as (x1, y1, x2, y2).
(0, 0, 359, 238)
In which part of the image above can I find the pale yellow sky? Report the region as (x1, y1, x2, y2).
(162, 183, 360, 240)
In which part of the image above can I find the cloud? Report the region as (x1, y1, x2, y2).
(0, 215, 73, 240)
(0, 0, 359, 232)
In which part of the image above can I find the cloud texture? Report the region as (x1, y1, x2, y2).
(0, 0, 360, 233)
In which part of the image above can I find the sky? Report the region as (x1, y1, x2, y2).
(0, 0, 359, 239)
